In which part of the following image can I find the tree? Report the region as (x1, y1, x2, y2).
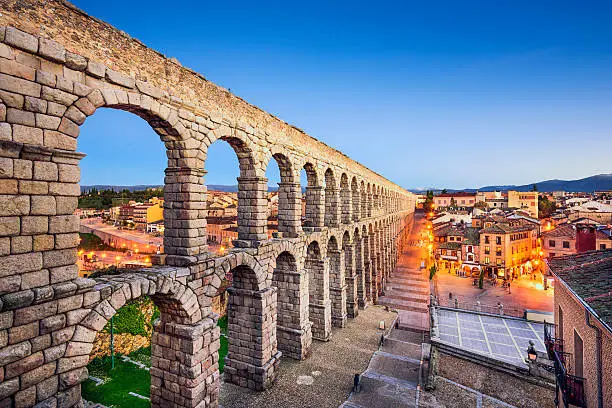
(538, 195, 556, 219)
(531, 184, 538, 192)
(474, 201, 488, 210)
(423, 190, 434, 211)
(441, 189, 448, 194)
(450, 197, 457, 208)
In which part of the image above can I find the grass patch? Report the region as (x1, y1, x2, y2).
(82, 355, 150, 408)
(219, 335, 228, 373)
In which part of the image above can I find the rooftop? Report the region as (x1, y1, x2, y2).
(541, 223, 609, 240)
(549, 249, 612, 329)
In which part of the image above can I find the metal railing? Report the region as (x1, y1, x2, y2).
(442, 297, 524, 318)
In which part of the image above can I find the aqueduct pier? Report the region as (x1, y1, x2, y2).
(0, 1, 416, 407)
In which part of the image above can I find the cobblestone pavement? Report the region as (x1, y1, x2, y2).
(219, 306, 397, 408)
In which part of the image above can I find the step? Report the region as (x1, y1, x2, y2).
(388, 327, 428, 343)
(378, 299, 428, 313)
(381, 338, 423, 360)
(348, 372, 418, 408)
(383, 291, 429, 301)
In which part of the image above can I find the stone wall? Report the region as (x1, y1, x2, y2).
(0, 1, 416, 406)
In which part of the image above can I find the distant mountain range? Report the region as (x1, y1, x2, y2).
(409, 173, 612, 194)
(81, 174, 612, 195)
(80, 184, 277, 193)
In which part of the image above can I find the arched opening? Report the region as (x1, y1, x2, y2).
(324, 168, 339, 227)
(340, 173, 351, 224)
(204, 139, 240, 255)
(272, 251, 312, 359)
(362, 225, 372, 302)
(306, 241, 331, 341)
(354, 227, 366, 309)
(368, 223, 378, 302)
(342, 231, 358, 318)
(205, 136, 263, 244)
(225, 264, 280, 390)
(351, 177, 360, 222)
(360, 181, 367, 219)
(75, 105, 196, 407)
(266, 153, 300, 238)
(367, 183, 373, 217)
(302, 163, 323, 230)
(328, 235, 347, 327)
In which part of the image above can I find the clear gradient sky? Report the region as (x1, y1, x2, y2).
(72, 0, 612, 189)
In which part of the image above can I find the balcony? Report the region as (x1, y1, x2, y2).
(544, 323, 586, 408)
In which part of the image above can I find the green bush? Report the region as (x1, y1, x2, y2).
(429, 265, 437, 280)
(103, 297, 158, 336)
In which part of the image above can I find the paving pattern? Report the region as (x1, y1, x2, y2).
(436, 308, 546, 367)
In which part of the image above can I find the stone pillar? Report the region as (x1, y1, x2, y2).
(354, 239, 367, 309)
(273, 268, 312, 360)
(236, 176, 268, 243)
(151, 318, 220, 407)
(370, 233, 379, 303)
(328, 249, 347, 328)
(341, 186, 352, 224)
(225, 286, 281, 390)
(277, 181, 302, 238)
(307, 259, 332, 341)
(352, 187, 360, 221)
(361, 189, 367, 219)
(324, 187, 340, 228)
(165, 166, 207, 265)
(343, 244, 358, 318)
(304, 186, 324, 231)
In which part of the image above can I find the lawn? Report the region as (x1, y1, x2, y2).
(82, 355, 150, 408)
(83, 316, 229, 407)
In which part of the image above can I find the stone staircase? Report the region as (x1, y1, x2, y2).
(340, 327, 428, 408)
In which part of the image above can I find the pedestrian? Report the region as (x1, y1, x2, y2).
(508, 281, 511, 294)
(449, 292, 453, 300)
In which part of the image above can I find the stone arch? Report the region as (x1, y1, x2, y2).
(342, 230, 358, 318)
(67, 91, 208, 264)
(324, 168, 340, 227)
(328, 235, 347, 328)
(366, 183, 373, 217)
(305, 240, 331, 341)
(205, 135, 266, 242)
(351, 176, 360, 222)
(302, 162, 324, 230)
(360, 180, 367, 219)
(69, 271, 207, 408)
(340, 173, 351, 224)
(353, 227, 366, 308)
(265, 151, 301, 237)
(272, 251, 312, 360)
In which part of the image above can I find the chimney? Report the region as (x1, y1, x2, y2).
(576, 224, 596, 253)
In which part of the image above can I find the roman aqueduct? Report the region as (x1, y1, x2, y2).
(0, 1, 416, 406)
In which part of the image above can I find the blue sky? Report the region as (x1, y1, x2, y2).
(74, 0, 612, 189)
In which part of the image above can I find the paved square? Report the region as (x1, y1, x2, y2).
(436, 308, 546, 367)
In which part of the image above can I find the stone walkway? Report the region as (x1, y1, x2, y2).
(379, 215, 430, 333)
(341, 327, 426, 408)
(219, 305, 397, 408)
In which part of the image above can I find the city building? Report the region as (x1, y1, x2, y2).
(566, 200, 612, 224)
(459, 227, 481, 276)
(133, 202, 164, 230)
(507, 191, 539, 218)
(548, 250, 612, 408)
(479, 218, 539, 279)
(542, 223, 611, 258)
(433, 192, 477, 209)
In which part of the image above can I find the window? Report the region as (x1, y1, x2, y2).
(549, 240, 556, 248)
(562, 241, 570, 249)
(496, 249, 502, 256)
(468, 245, 473, 253)
(449, 237, 453, 241)
(496, 258, 502, 266)
(574, 330, 583, 378)
(601, 244, 607, 250)
(484, 257, 490, 264)
(485, 236, 490, 244)
(550, 252, 555, 258)
(484, 246, 490, 255)
(496, 237, 501, 245)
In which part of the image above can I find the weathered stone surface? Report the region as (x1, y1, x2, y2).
(39, 38, 66, 63)
(4, 27, 38, 53)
